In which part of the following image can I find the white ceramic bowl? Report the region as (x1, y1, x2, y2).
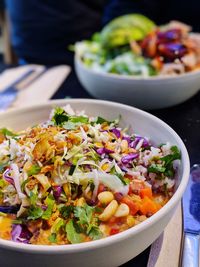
(0, 99, 190, 267)
(75, 57, 200, 110)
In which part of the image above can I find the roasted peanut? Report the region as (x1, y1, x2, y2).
(99, 200, 118, 222)
(115, 203, 130, 217)
(98, 191, 114, 205)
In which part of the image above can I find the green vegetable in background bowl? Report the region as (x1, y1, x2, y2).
(100, 14, 156, 48)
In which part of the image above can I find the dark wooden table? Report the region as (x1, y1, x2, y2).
(52, 68, 200, 267)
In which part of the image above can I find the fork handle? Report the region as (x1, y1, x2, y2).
(182, 233, 200, 267)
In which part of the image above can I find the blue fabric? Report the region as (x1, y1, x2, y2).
(6, 0, 106, 65)
(103, 0, 200, 31)
(6, 0, 200, 65)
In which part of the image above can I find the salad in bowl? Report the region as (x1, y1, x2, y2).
(74, 14, 200, 77)
(0, 105, 181, 245)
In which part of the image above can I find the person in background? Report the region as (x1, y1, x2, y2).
(6, 0, 200, 66)
(103, 0, 200, 32)
(5, 0, 107, 65)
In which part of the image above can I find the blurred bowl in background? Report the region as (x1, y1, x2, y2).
(75, 56, 200, 110)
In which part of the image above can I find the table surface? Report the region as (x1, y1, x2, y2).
(52, 68, 200, 267)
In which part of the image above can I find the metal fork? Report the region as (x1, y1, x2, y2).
(0, 68, 46, 111)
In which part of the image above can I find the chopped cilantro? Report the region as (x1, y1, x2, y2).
(42, 194, 55, 220)
(48, 233, 57, 243)
(74, 204, 93, 225)
(74, 204, 102, 240)
(161, 146, 181, 166)
(27, 205, 43, 220)
(51, 218, 65, 233)
(52, 107, 89, 127)
(59, 205, 74, 219)
(27, 165, 41, 176)
(66, 219, 84, 244)
(95, 116, 111, 124)
(88, 225, 102, 240)
(148, 164, 166, 174)
(29, 192, 38, 205)
(51, 107, 69, 126)
(161, 146, 181, 177)
(148, 146, 181, 178)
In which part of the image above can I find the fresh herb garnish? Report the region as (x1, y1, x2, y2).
(65, 219, 84, 244)
(51, 107, 69, 126)
(52, 107, 89, 127)
(29, 192, 38, 206)
(59, 205, 74, 219)
(51, 218, 65, 233)
(148, 164, 166, 174)
(27, 205, 43, 220)
(148, 146, 181, 178)
(27, 165, 41, 176)
(74, 204, 102, 240)
(48, 233, 57, 243)
(161, 146, 181, 166)
(42, 194, 55, 220)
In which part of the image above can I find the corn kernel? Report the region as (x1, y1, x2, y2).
(126, 215, 135, 227)
(101, 163, 109, 171)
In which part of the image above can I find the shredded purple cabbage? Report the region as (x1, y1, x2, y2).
(0, 205, 19, 214)
(121, 153, 139, 164)
(11, 224, 32, 243)
(53, 185, 62, 199)
(130, 136, 149, 148)
(110, 128, 121, 139)
(96, 147, 114, 155)
(3, 168, 14, 185)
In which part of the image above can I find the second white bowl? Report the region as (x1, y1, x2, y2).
(75, 57, 200, 110)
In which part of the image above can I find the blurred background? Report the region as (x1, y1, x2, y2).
(0, 0, 199, 68)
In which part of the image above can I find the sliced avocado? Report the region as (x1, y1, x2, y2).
(101, 14, 156, 48)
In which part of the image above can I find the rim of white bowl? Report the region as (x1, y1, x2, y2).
(0, 99, 190, 254)
(75, 55, 200, 81)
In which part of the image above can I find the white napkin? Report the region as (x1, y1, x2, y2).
(147, 203, 182, 267)
(0, 64, 71, 109)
